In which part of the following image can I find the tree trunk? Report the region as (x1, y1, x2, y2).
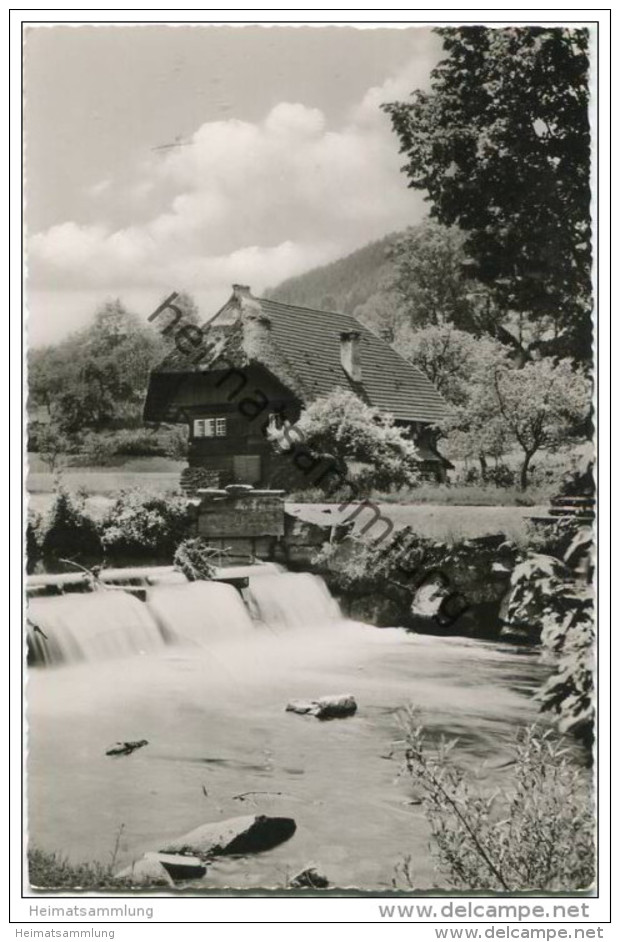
(478, 453, 488, 481)
(520, 451, 534, 490)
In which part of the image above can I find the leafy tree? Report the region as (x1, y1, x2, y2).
(421, 346, 589, 486)
(40, 488, 103, 564)
(161, 291, 201, 327)
(398, 324, 512, 475)
(28, 295, 181, 435)
(389, 222, 484, 331)
(269, 388, 421, 491)
(383, 27, 592, 360)
(490, 358, 590, 489)
(396, 323, 508, 406)
(352, 286, 405, 340)
(34, 420, 71, 472)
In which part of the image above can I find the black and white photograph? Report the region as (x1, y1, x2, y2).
(15, 11, 608, 917)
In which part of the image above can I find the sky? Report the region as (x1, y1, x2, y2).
(24, 24, 442, 345)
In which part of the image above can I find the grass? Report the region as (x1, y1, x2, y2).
(286, 483, 553, 507)
(372, 483, 555, 507)
(28, 847, 134, 890)
(27, 464, 183, 496)
(27, 453, 184, 474)
(288, 500, 543, 544)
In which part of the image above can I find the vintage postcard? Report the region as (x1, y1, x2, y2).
(12, 9, 611, 931)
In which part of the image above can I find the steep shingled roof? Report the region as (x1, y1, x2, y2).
(144, 288, 450, 424)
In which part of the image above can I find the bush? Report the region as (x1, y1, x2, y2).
(26, 510, 43, 573)
(505, 525, 594, 758)
(525, 516, 584, 559)
(79, 432, 119, 466)
(78, 427, 188, 465)
(269, 389, 421, 494)
(40, 488, 103, 564)
(173, 537, 218, 581)
(100, 487, 193, 558)
(397, 715, 595, 892)
(485, 463, 516, 487)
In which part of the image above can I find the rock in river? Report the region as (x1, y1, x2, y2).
(144, 852, 206, 880)
(106, 739, 148, 757)
(286, 694, 357, 719)
(116, 857, 174, 887)
(159, 814, 297, 859)
(289, 866, 329, 888)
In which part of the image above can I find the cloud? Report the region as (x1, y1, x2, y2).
(28, 57, 431, 341)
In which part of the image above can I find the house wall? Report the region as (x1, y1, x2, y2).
(161, 366, 447, 487)
(169, 366, 299, 486)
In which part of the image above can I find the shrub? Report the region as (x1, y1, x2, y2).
(79, 432, 118, 466)
(100, 487, 193, 558)
(505, 526, 594, 758)
(485, 463, 516, 488)
(78, 427, 188, 464)
(537, 585, 594, 755)
(26, 510, 43, 573)
(559, 454, 595, 497)
(107, 427, 187, 459)
(40, 488, 103, 564)
(397, 715, 595, 892)
(525, 516, 584, 559)
(269, 389, 421, 493)
(173, 537, 218, 581)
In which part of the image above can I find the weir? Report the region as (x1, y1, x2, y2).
(245, 572, 341, 631)
(147, 581, 256, 646)
(27, 568, 344, 667)
(27, 591, 167, 667)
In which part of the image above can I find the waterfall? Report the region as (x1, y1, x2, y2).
(27, 591, 165, 667)
(146, 581, 256, 646)
(245, 572, 341, 631)
(27, 569, 344, 667)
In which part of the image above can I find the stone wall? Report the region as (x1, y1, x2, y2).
(195, 486, 285, 561)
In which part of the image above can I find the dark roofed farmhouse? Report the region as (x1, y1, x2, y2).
(144, 285, 451, 489)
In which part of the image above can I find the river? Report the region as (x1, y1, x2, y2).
(27, 571, 546, 891)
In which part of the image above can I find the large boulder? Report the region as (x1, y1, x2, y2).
(144, 852, 206, 880)
(115, 857, 174, 887)
(159, 814, 296, 859)
(286, 694, 357, 719)
(289, 866, 329, 888)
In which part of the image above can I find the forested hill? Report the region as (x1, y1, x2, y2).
(266, 233, 399, 315)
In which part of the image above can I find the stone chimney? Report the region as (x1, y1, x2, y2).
(340, 330, 362, 382)
(233, 284, 272, 362)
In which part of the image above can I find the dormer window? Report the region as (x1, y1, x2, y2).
(193, 417, 227, 438)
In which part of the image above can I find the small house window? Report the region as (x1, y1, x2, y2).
(193, 417, 227, 438)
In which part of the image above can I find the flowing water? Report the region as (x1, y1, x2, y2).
(27, 571, 546, 891)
